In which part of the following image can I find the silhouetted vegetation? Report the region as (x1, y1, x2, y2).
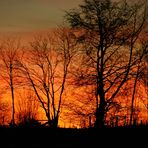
(0, 4, 147, 148)
(0, 124, 147, 147)
(65, 0, 148, 128)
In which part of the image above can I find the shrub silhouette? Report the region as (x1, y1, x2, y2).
(18, 117, 41, 128)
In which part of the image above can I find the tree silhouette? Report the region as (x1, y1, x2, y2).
(66, 0, 147, 128)
(0, 38, 24, 126)
(18, 28, 78, 128)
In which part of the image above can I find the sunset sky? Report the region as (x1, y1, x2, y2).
(0, 0, 147, 130)
(0, 0, 82, 32)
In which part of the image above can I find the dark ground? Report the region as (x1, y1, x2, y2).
(0, 125, 147, 148)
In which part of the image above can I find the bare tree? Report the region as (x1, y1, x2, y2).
(66, 0, 147, 128)
(0, 38, 24, 126)
(18, 28, 77, 128)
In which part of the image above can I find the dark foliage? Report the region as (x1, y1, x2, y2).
(17, 118, 41, 128)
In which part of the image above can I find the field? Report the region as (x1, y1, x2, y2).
(0, 125, 147, 148)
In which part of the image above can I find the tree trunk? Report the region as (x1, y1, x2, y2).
(10, 64, 15, 126)
(94, 100, 105, 128)
(50, 116, 58, 128)
(95, 85, 105, 128)
(11, 85, 15, 125)
(129, 77, 137, 125)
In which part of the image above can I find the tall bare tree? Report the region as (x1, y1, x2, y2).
(66, 0, 147, 128)
(0, 38, 24, 126)
(18, 28, 77, 128)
